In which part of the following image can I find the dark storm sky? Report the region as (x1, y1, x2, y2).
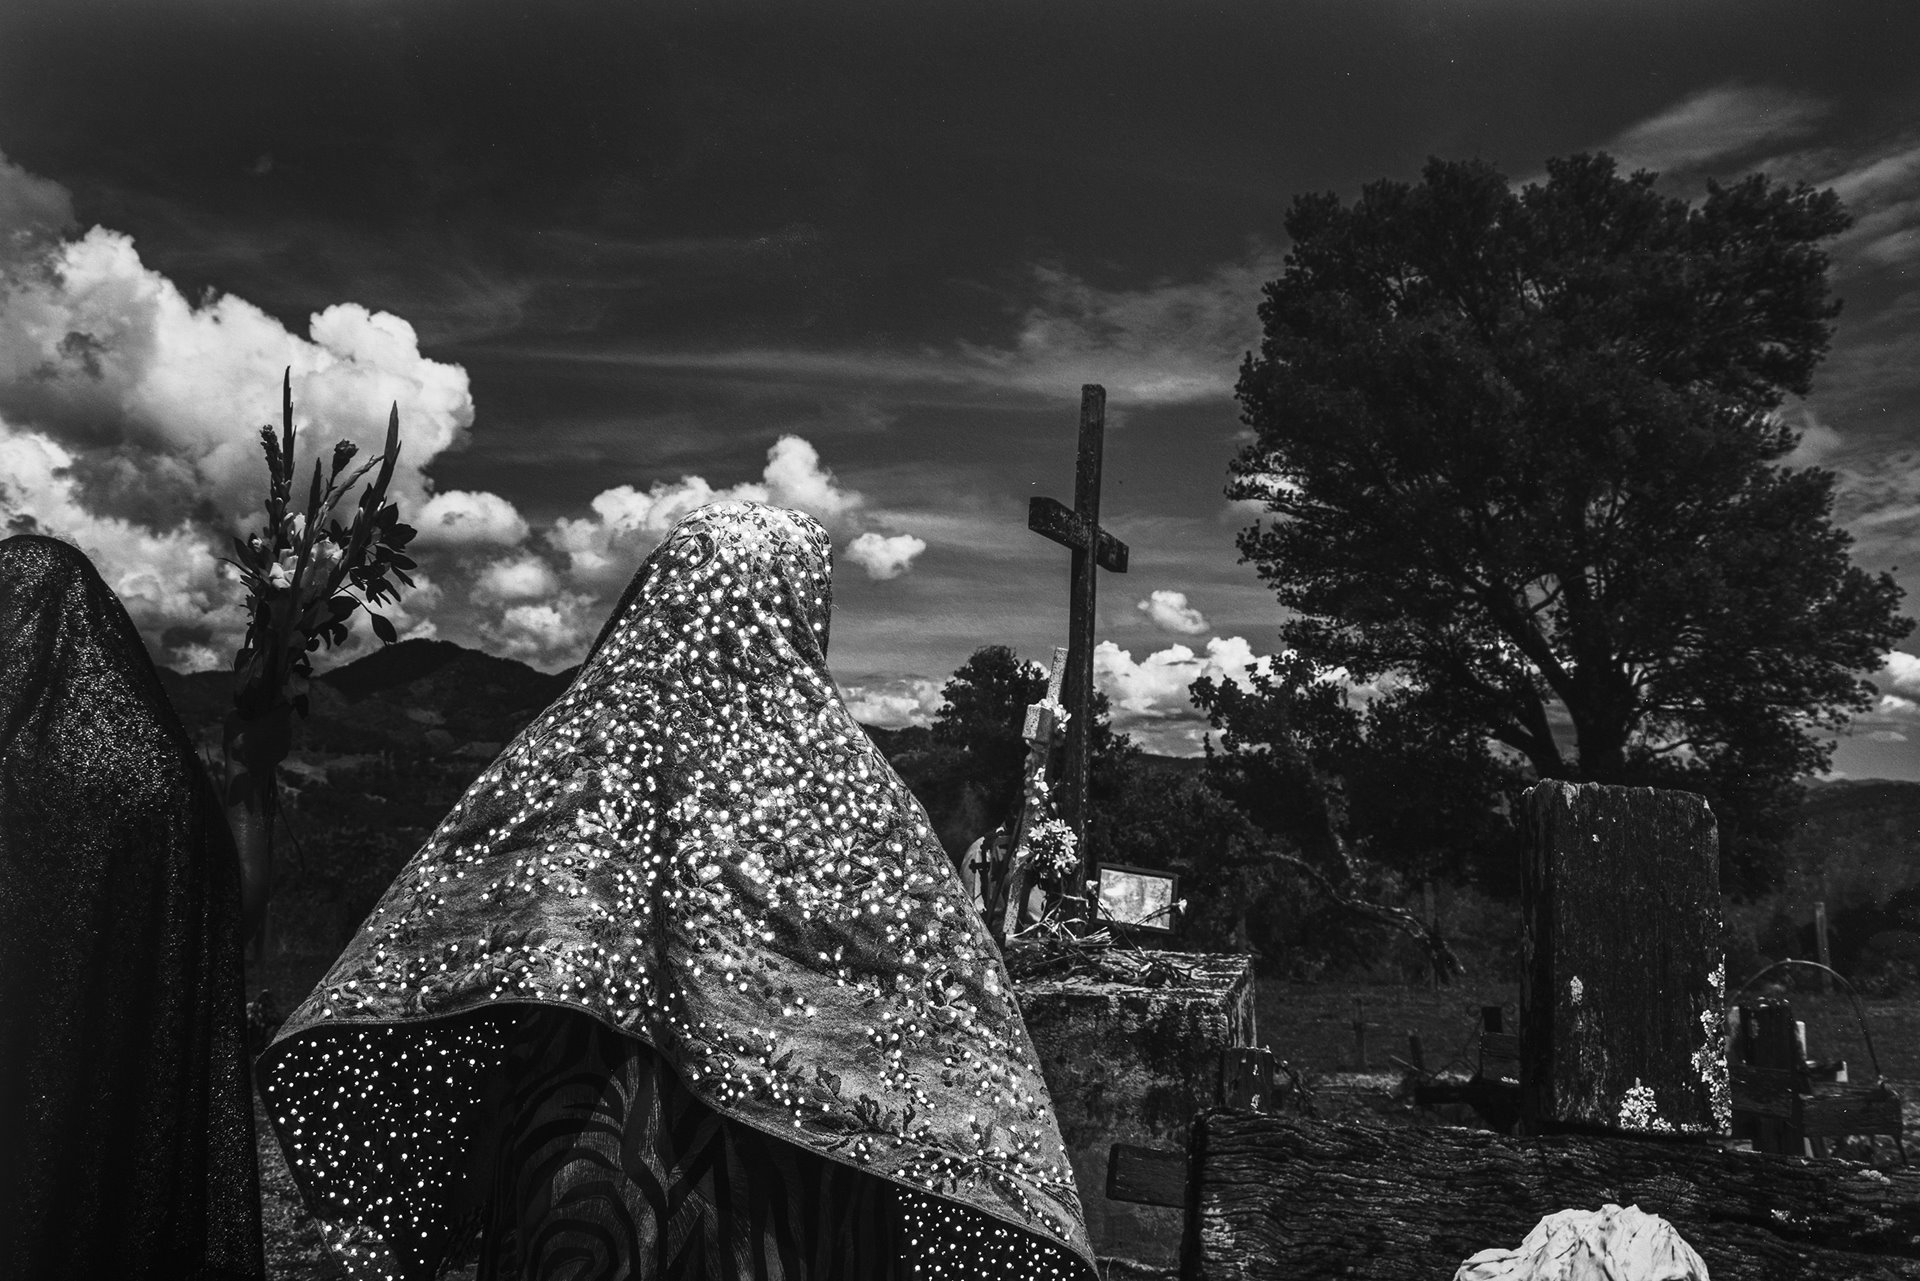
(3, 0, 1919, 765)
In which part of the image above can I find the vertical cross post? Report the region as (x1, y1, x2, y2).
(1028, 385, 1128, 917)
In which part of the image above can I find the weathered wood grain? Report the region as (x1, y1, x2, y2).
(1108, 1143, 1187, 1207)
(1522, 782, 1727, 1134)
(1186, 1111, 1920, 1281)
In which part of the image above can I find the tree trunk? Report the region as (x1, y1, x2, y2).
(1186, 1112, 1920, 1281)
(223, 754, 274, 960)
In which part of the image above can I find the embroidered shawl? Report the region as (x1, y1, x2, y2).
(258, 501, 1094, 1278)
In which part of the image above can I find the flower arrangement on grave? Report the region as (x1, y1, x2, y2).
(1027, 817, 1079, 879)
(220, 370, 416, 937)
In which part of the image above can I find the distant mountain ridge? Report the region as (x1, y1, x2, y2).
(155, 639, 1920, 907)
(157, 638, 578, 760)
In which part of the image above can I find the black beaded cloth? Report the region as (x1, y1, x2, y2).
(258, 501, 1097, 1280)
(0, 533, 265, 1280)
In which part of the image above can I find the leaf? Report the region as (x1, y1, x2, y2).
(370, 612, 398, 644)
(305, 458, 325, 530)
(280, 368, 295, 487)
(390, 567, 416, 589)
(374, 402, 401, 496)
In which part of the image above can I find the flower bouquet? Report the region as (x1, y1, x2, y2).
(220, 370, 416, 942)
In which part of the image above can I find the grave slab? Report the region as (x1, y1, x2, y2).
(1010, 945, 1255, 1278)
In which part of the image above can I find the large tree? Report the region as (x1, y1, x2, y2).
(1229, 153, 1910, 889)
(929, 645, 1137, 850)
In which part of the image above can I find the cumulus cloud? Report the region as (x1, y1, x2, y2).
(764, 435, 862, 521)
(1883, 651, 1920, 696)
(473, 553, 563, 604)
(0, 420, 230, 668)
(1095, 635, 1279, 754)
(0, 150, 476, 670)
(549, 433, 865, 587)
(1875, 693, 1920, 719)
(1604, 84, 1829, 175)
(479, 591, 600, 671)
(415, 490, 531, 549)
(839, 676, 946, 729)
(1136, 589, 1209, 635)
(843, 531, 926, 580)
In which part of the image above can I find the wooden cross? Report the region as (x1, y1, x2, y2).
(1028, 384, 1127, 917)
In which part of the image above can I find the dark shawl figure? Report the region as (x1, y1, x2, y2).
(259, 501, 1096, 1281)
(0, 534, 265, 1280)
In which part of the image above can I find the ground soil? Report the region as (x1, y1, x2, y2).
(248, 971, 1920, 1277)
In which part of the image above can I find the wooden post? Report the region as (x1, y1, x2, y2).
(1520, 782, 1727, 1135)
(1814, 900, 1832, 992)
(1745, 998, 1805, 1156)
(1351, 995, 1367, 1071)
(1027, 386, 1129, 916)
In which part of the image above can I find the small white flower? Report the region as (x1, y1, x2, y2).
(266, 562, 294, 590)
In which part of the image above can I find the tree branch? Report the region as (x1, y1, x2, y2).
(1246, 838, 1465, 981)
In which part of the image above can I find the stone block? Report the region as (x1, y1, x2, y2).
(1012, 947, 1256, 1277)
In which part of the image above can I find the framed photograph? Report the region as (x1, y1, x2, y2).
(1093, 862, 1180, 933)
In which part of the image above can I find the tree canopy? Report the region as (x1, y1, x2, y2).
(910, 645, 1128, 856)
(1228, 153, 1911, 890)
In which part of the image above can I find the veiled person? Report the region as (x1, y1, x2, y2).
(258, 501, 1096, 1281)
(0, 534, 265, 1280)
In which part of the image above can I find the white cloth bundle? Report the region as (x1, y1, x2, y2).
(1454, 1204, 1709, 1281)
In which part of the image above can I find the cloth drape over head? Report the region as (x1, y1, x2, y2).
(259, 501, 1096, 1279)
(0, 534, 265, 1280)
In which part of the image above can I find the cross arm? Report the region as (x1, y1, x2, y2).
(1028, 496, 1129, 573)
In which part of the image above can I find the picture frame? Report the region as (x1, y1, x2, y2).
(1093, 862, 1180, 933)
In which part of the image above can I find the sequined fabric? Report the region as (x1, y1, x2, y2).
(259, 501, 1096, 1280)
(0, 534, 265, 1280)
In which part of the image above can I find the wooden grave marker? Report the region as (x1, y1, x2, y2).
(1028, 384, 1128, 916)
(1521, 781, 1727, 1135)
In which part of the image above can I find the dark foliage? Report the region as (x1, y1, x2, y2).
(1193, 655, 1527, 898)
(1230, 152, 1911, 893)
(909, 645, 1139, 862)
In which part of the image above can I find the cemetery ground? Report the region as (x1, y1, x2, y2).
(240, 948, 1920, 1279)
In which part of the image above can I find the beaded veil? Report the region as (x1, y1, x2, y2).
(258, 501, 1096, 1279)
(0, 534, 263, 1280)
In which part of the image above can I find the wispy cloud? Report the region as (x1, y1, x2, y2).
(473, 250, 1280, 408)
(1604, 84, 1829, 176)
